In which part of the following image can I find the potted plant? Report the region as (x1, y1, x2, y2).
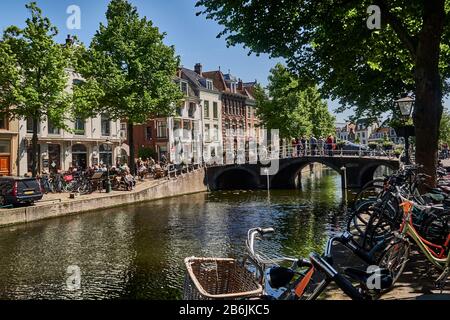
(337, 141, 346, 149)
(383, 141, 394, 150)
(394, 148, 403, 158)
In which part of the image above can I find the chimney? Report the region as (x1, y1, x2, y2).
(65, 34, 74, 46)
(238, 78, 243, 91)
(194, 63, 203, 76)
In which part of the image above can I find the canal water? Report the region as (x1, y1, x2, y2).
(0, 168, 350, 300)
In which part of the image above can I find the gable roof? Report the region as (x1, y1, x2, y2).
(203, 70, 228, 92)
(180, 67, 220, 93)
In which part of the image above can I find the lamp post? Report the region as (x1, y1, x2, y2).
(394, 96, 415, 165)
(104, 139, 113, 193)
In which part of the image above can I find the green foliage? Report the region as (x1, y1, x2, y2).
(74, 0, 183, 122)
(255, 64, 335, 139)
(440, 109, 450, 144)
(394, 147, 404, 156)
(195, 0, 449, 119)
(0, 2, 73, 127)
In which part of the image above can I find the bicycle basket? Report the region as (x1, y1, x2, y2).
(183, 257, 263, 300)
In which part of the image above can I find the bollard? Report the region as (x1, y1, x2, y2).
(341, 166, 348, 203)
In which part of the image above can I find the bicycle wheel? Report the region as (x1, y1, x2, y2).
(347, 201, 376, 241)
(363, 204, 400, 251)
(377, 238, 410, 287)
(353, 179, 385, 209)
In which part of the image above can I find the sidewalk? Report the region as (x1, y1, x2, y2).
(321, 245, 450, 300)
(35, 178, 161, 207)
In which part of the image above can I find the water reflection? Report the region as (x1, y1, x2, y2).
(0, 168, 347, 300)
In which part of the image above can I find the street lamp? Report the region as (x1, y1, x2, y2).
(395, 96, 415, 118)
(394, 96, 415, 164)
(104, 139, 113, 193)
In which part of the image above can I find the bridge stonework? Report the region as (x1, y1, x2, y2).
(205, 156, 399, 190)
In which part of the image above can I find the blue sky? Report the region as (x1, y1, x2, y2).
(0, 0, 447, 124)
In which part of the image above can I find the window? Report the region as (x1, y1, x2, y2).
(0, 113, 6, 129)
(204, 101, 210, 118)
(230, 82, 236, 93)
(26, 118, 40, 134)
(120, 123, 127, 139)
(176, 106, 183, 117)
(213, 102, 218, 119)
(204, 124, 210, 141)
(183, 120, 191, 139)
(157, 121, 168, 138)
(180, 81, 188, 95)
(74, 118, 85, 135)
(146, 127, 152, 141)
(189, 103, 196, 118)
(173, 119, 181, 138)
(101, 114, 111, 136)
(206, 80, 213, 90)
(47, 144, 61, 172)
(0, 140, 10, 153)
(99, 144, 113, 166)
(48, 120, 60, 135)
(213, 125, 219, 141)
(247, 107, 251, 118)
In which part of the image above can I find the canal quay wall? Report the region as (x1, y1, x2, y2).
(0, 169, 207, 228)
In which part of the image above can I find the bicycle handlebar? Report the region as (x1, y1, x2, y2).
(309, 253, 364, 300)
(246, 227, 301, 266)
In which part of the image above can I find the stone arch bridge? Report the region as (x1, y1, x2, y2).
(205, 155, 399, 190)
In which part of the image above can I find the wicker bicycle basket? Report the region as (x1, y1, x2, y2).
(183, 257, 263, 300)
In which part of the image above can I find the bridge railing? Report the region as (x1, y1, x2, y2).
(277, 144, 398, 160)
(202, 144, 398, 168)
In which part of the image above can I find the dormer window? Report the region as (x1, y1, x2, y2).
(180, 81, 188, 95)
(230, 83, 236, 93)
(206, 79, 213, 90)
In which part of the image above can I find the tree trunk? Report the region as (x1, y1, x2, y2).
(413, 1, 445, 187)
(31, 117, 39, 177)
(128, 122, 135, 175)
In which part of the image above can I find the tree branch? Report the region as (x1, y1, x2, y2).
(376, 0, 417, 60)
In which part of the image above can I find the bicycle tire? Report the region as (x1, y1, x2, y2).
(377, 238, 410, 288)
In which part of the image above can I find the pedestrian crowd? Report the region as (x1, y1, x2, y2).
(291, 135, 337, 157)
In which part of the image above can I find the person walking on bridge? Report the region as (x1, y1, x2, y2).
(326, 135, 334, 157)
(310, 136, 317, 156)
(318, 137, 325, 156)
(301, 136, 307, 156)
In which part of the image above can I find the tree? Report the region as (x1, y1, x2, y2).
(76, 0, 183, 173)
(0, 2, 73, 177)
(440, 109, 450, 145)
(196, 0, 450, 185)
(254, 64, 335, 139)
(303, 87, 336, 138)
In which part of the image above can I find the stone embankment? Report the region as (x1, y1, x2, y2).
(0, 169, 207, 227)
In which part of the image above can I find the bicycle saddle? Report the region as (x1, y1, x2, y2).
(268, 266, 296, 289)
(344, 267, 393, 291)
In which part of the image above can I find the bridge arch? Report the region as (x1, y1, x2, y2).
(213, 167, 261, 190)
(270, 158, 343, 189)
(358, 162, 398, 187)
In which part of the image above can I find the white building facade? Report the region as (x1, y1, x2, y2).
(18, 69, 122, 175)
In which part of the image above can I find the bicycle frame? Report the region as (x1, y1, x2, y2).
(399, 200, 450, 270)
